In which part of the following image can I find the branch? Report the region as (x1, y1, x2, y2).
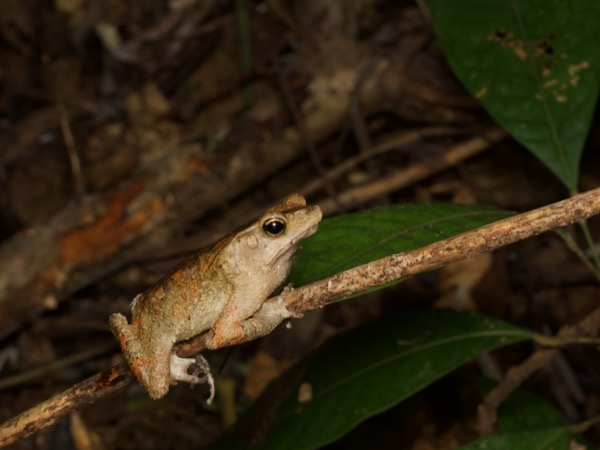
(285, 187, 599, 311)
(2, 187, 600, 446)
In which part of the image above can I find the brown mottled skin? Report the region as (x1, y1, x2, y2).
(109, 194, 322, 399)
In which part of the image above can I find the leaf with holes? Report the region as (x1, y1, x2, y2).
(426, 0, 600, 189)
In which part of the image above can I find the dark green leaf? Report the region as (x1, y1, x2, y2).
(427, 0, 600, 189)
(290, 204, 510, 287)
(214, 310, 533, 450)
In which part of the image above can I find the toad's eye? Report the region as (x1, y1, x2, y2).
(263, 218, 286, 236)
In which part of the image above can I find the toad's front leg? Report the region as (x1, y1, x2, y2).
(203, 294, 299, 350)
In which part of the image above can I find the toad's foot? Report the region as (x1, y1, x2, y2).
(170, 353, 215, 404)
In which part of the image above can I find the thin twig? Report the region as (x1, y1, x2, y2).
(315, 127, 506, 215)
(57, 103, 86, 202)
(0, 363, 134, 447)
(300, 125, 470, 196)
(557, 229, 600, 282)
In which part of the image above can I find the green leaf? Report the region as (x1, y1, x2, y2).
(458, 427, 574, 450)
(214, 310, 533, 450)
(289, 203, 510, 287)
(426, 0, 600, 189)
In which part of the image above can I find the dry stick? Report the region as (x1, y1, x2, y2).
(2, 187, 600, 447)
(300, 125, 470, 197)
(0, 364, 134, 448)
(316, 127, 507, 215)
(57, 103, 86, 202)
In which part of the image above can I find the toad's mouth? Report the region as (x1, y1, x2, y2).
(268, 223, 320, 265)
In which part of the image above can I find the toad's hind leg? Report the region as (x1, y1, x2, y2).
(109, 313, 172, 399)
